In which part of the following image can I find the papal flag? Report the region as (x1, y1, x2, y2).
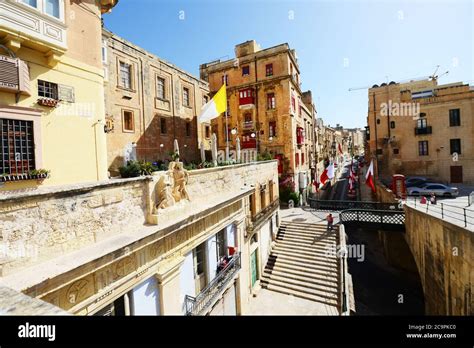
(199, 84, 227, 123)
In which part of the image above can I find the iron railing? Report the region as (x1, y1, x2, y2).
(408, 198, 474, 228)
(184, 252, 241, 316)
(340, 209, 405, 226)
(308, 199, 402, 212)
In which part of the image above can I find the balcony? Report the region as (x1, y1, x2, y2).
(0, 0, 67, 60)
(242, 121, 254, 130)
(184, 253, 241, 316)
(247, 198, 279, 233)
(414, 126, 432, 135)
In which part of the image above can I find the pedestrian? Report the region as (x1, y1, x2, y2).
(326, 213, 334, 232)
(430, 192, 437, 205)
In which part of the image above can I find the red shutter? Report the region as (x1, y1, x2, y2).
(302, 153, 305, 165)
(275, 154, 283, 174)
(295, 153, 299, 167)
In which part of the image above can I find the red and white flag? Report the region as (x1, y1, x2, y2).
(320, 162, 335, 186)
(338, 143, 343, 155)
(349, 160, 356, 191)
(365, 159, 376, 192)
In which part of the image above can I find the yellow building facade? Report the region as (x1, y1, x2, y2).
(0, 0, 117, 191)
(366, 79, 474, 184)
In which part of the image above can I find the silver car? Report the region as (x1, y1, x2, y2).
(407, 183, 459, 197)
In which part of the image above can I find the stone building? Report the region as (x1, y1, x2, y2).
(102, 29, 210, 175)
(0, 0, 118, 191)
(199, 40, 315, 192)
(0, 161, 280, 316)
(366, 79, 474, 184)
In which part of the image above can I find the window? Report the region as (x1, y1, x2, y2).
(393, 148, 399, 155)
(21, 0, 37, 7)
(376, 119, 380, 125)
(186, 122, 191, 137)
(239, 88, 254, 105)
(266, 63, 273, 77)
(157, 77, 165, 99)
(417, 118, 427, 129)
(101, 39, 107, 64)
(122, 111, 134, 132)
(38, 80, 58, 100)
(267, 93, 276, 110)
(242, 66, 250, 76)
(216, 230, 226, 261)
(390, 121, 395, 129)
(202, 96, 209, 105)
(269, 121, 276, 137)
(301, 152, 305, 165)
(450, 139, 461, 155)
(183, 87, 190, 107)
(45, 0, 60, 18)
(260, 186, 266, 210)
(291, 97, 296, 111)
(418, 141, 429, 156)
(0, 119, 36, 175)
(194, 243, 206, 276)
(222, 75, 228, 85)
(449, 109, 460, 127)
(205, 125, 210, 138)
(244, 113, 252, 125)
(119, 62, 132, 89)
(295, 153, 299, 167)
(160, 118, 167, 134)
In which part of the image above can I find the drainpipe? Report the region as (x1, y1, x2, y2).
(139, 57, 147, 161)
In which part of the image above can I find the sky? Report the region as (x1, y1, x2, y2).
(103, 0, 473, 128)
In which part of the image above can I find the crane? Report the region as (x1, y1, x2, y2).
(348, 66, 449, 92)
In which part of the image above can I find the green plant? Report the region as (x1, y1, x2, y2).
(169, 151, 180, 161)
(288, 192, 300, 205)
(29, 169, 50, 176)
(217, 161, 233, 167)
(257, 151, 273, 161)
(119, 161, 141, 178)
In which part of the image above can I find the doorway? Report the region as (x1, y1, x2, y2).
(450, 166, 463, 183)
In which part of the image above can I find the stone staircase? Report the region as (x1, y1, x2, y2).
(260, 221, 341, 311)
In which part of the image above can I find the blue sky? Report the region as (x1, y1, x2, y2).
(104, 0, 473, 128)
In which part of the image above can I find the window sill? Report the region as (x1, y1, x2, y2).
(122, 129, 135, 133)
(183, 105, 193, 109)
(156, 97, 169, 102)
(116, 86, 137, 93)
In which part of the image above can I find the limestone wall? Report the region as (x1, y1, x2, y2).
(0, 178, 150, 276)
(404, 205, 473, 315)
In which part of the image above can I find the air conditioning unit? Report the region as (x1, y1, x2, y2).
(0, 56, 31, 96)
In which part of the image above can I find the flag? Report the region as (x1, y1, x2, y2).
(199, 84, 227, 123)
(320, 162, 335, 186)
(338, 143, 343, 155)
(349, 160, 356, 191)
(365, 159, 376, 192)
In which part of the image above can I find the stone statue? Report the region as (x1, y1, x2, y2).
(155, 161, 190, 211)
(170, 161, 190, 202)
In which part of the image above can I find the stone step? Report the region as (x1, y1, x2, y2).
(277, 230, 337, 240)
(276, 235, 336, 246)
(275, 238, 337, 250)
(280, 221, 328, 228)
(263, 267, 339, 290)
(273, 240, 337, 254)
(265, 257, 339, 279)
(261, 270, 339, 296)
(272, 245, 338, 264)
(269, 251, 338, 271)
(260, 278, 340, 306)
(279, 226, 330, 234)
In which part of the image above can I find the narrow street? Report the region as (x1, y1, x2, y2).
(330, 161, 425, 315)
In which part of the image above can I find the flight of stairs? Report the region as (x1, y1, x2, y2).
(260, 221, 341, 310)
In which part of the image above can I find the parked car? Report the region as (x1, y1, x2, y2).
(405, 176, 434, 188)
(407, 183, 459, 197)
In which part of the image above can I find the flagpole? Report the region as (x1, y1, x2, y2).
(224, 73, 229, 162)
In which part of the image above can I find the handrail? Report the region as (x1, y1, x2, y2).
(407, 198, 474, 228)
(184, 252, 241, 316)
(309, 198, 403, 212)
(337, 225, 350, 315)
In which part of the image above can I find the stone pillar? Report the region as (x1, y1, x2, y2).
(155, 256, 185, 315)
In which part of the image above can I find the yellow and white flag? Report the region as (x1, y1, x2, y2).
(199, 84, 227, 123)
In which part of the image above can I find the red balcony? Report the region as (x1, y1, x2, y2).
(241, 133, 257, 149)
(296, 127, 304, 146)
(239, 88, 255, 106)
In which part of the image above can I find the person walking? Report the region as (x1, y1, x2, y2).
(326, 213, 334, 232)
(430, 192, 437, 205)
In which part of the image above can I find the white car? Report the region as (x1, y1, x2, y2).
(407, 183, 459, 197)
